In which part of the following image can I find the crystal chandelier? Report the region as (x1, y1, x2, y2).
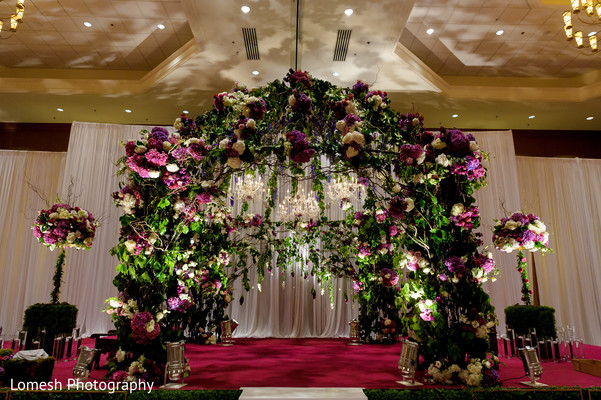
(277, 186, 320, 222)
(234, 173, 264, 202)
(326, 176, 363, 204)
(0, 0, 24, 39)
(563, 0, 601, 52)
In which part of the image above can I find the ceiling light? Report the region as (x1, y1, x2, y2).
(125, 109, 132, 113)
(0, 0, 25, 37)
(182, 110, 189, 114)
(528, 115, 535, 119)
(332, 72, 339, 77)
(83, 22, 92, 28)
(426, 28, 434, 35)
(344, 9, 353, 16)
(562, 1, 601, 53)
(57, 108, 64, 112)
(495, 29, 504, 36)
(252, 70, 259, 75)
(241, 5, 250, 14)
(587, 116, 594, 120)
(451, 114, 458, 118)
(157, 24, 165, 30)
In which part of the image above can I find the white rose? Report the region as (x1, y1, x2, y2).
(434, 361, 442, 369)
(134, 145, 147, 154)
(116, 349, 127, 363)
(219, 139, 229, 149)
(469, 141, 479, 152)
(345, 147, 359, 158)
(416, 150, 426, 165)
(476, 325, 488, 338)
(124, 239, 137, 253)
(146, 319, 155, 333)
(147, 233, 158, 245)
(173, 118, 183, 130)
(504, 220, 521, 230)
(66, 232, 77, 244)
(353, 132, 365, 147)
(432, 138, 447, 150)
(482, 360, 491, 369)
(345, 102, 357, 115)
(392, 184, 401, 193)
(336, 120, 347, 132)
(166, 163, 179, 172)
(246, 119, 256, 129)
(162, 141, 172, 151)
(342, 132, 353, 144)
(232, 141, 246, 155)
(466, 374, 481, 386)
(451, 203, 465, 216)
(227, 157, 242, 169)
(148, 170, 160, 178)
(413, 173, 425, 184)
(436, 153, 451, 167)
(288, 94, 297, 107)
(405, 197, 415, 212)
(83, 237, 93, 246)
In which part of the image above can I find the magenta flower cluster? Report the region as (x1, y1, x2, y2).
(450, 206, 479, 229)
(380, 268, 399, 287)
(130, 311, 160, 345)
(286, 130, 316, 163)
(32, 203, 98, 250)
(284, 68, 312, 88)
(399, 144, 425, 166)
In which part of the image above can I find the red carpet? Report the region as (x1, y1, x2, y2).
(7, 338, 601, 389)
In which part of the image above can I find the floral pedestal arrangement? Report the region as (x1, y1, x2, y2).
(492, 212, 551, 305)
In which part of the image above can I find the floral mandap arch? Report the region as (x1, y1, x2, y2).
(106, 70, 500, 386)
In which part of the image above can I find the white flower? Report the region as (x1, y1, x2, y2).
(413, 173, 425, 184)
(147, 233, 158, 245)
(451, 203, 465, 216)
(288, 94, 297, 107)
(466, 373, 482, 386)
(345, 102, 357, 115)
(166, 163, 179, 172)
(116, 349, 127, 363)
(173, 118, 183, 130)
(162, 141, 172, 151)
(246, 119, 256, 129)
(476, 325, 488, 338)
(436, 153, 451, 167)
(345, 147, 359, 158)
(227, 157, 242, 169)
(336, 120, 347, 132)
(416, 150, 426, 165)
(219, 139, 229, 149)
(469, 141, 479, 152)
(504, 220, 521, 230)
(449, 364, 461, 373)
(434, 361, 442, 369)
(67, 232, 77, 244)
(432, 138, 447, 150)
(124, 240, 137, 253)
(405, 198, 415, 212)
(146, 319, 155, 333)
(392, 184, 402, 193)
(232, 141, 246, 155)
(482, 360, 491, 369)
(134, 145, 147, 154)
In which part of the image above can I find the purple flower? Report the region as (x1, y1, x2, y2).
(187, 142, 206, 161)
(448, 129, 470, 156)
(352, 280, 364, 293)
(388, 196, 408, 219)
(110, 370, 129, 382)
(445, 256, 467, 274)
(438, 273, 448, 282)
(388, 225, 398, 237)
(352, 80, 369, 94)
(43, 232, 57, 245)
(196, 193, 212, 204)
(162, 169, 190, 190)
(150, 127, 169, 142)
(214, 92, 227, 112)
(245, 98, 267, 119)
(399, 144, 425, 166)
(381, 268, 399, 287)
(130, 311, 160, 345)
(286, 130, 315, 163)
(284, 69, 312, 88)
(145, 149, 168, 167)
(343, 113, 361, 126)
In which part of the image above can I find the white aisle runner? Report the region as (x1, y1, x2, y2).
(239, 387, 367, 400)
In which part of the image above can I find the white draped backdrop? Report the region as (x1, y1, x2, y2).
(1, 122, 599, 345)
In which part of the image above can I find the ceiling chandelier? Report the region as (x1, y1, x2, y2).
(563, 0, 601, 52)
(0, 0, 24, 39)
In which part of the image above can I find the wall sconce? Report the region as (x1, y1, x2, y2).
(348, 319, 361, 346)
(520, 346, 548, 387)
(161, 341, 187, 389)
(396, 339, 423, 386)
(71, 346, 98, 383)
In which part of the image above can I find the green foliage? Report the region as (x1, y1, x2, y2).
(364, 388, 587, 400)
(0, 357, 55, 387)
(0, 349, 13, 357)
(50, 249, 66, 305)
(505, 305, 557, 339)
(22, 303, 77, 355)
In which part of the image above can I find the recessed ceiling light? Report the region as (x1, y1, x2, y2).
(426, 28, 434, 35)
(241, 5, 250, 13)
(252, 70, 260, 75)
(344, 8, 353, 16)
(83, 22, 92, 27)
(57, 108, 64, 112)
(451, 114, 458, 118)
(182, 110, 189, 114)
(586, 116, 594, 120)
(496, 29, 504, 36)
(528, 115, 535, 119)
(157, 24, 166, 30)
(125, 109, 132, 113)
(332, 72, 339, 77)
(589, 31, 597, 37)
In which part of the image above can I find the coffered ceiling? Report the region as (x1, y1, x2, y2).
(1, 0, 601, 130)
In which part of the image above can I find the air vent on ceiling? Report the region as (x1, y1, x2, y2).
(333, 29, 352, 61)
(242, 28, 260, 60)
